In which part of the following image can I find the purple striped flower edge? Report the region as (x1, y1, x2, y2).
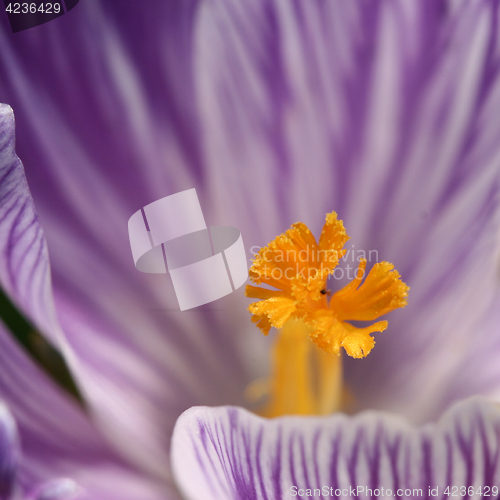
(171, 398, 500, 500)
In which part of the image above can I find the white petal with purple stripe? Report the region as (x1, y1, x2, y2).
(172, 399, 500, 500)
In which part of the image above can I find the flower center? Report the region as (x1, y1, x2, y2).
(245, 212, 409, 417)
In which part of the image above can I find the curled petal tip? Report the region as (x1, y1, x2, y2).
(0, 103, 14, 117)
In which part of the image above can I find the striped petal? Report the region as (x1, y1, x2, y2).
(0, 97, 251, 484)
(339, 0, 500, 423)
(172, 398, 500, 500)
(0, 106, 176, 498)
(0, 1, 254, 482)
(0, 105, 61, 345)
(0, 318, 168, 500)
(194, 0, 500, 421)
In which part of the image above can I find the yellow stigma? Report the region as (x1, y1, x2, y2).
(245, 212, 409, 417)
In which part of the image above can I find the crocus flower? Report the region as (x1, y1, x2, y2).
(1, 0, 500, 499)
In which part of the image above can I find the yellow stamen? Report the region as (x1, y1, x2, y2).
(245, 212, 409, 417)
(260, 319, 343, 417)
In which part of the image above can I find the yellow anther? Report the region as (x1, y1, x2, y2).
(246, 212, 409, 358)
(245, 212, 409, 417)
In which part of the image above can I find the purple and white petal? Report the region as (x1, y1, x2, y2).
(1, 103, 170, 494)
(193, 0, 500, 420)
(0, 104, 62, 346)
(0, 401, 19, 500)
(0, 1, 254, 480)
(0, 102, 173, 483)
(172, 399, 500, 500)
(340, 0, 500, 422)
(0, 318, 170, 500)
